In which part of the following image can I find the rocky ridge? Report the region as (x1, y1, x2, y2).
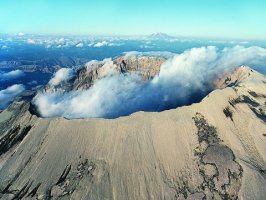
(41, 56, 166, 93)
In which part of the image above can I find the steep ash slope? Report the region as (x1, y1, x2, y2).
(0, 67, 266, 199)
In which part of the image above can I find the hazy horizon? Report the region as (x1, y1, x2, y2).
(1, 32, 266, 42)
(1, 0, 266, 40)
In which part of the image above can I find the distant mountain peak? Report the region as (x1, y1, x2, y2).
(148, 32, 175, 40)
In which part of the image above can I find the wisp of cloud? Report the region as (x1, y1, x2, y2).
(48, 68, 74, 86)
(0, 70, 25, 81)
(32, 46, 266, 119)
(0, 84, 25, 109)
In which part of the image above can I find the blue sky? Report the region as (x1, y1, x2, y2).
(0, 0, 266, 39)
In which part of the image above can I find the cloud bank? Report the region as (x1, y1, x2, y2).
(0, 84, 25, 109)
(33, 46, 266, 119)
(91, 41, 124, 48)
(0, 70, 25, 81)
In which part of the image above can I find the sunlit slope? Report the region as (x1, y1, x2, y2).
(0, 67, 266, 199)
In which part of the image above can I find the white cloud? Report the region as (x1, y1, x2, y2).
(58, 38, 65, 43)
(85, 58, 112, 68)
(108, 42, 124, 47)
(27, 38, 36, 44)
(33, 46, 266, 119)
(94, 41, 108, 47)
(18, 32, 24, 36)
(0, 70, 25, 80)
(0, 84, 25, 109)
(49, 68, 74, 86)
(1, 45, 8, 49)
(93, 41, 124, 47)
(76, 43, 84, 48)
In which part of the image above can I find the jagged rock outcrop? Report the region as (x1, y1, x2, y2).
(41, 56, 166, 92)
(0, 67, 266, 199)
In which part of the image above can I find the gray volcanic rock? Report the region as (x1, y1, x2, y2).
(0, 67, 266, 199)
(72, 62, 102, 90)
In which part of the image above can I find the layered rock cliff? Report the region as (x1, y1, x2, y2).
(41, 56, 166, 93)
